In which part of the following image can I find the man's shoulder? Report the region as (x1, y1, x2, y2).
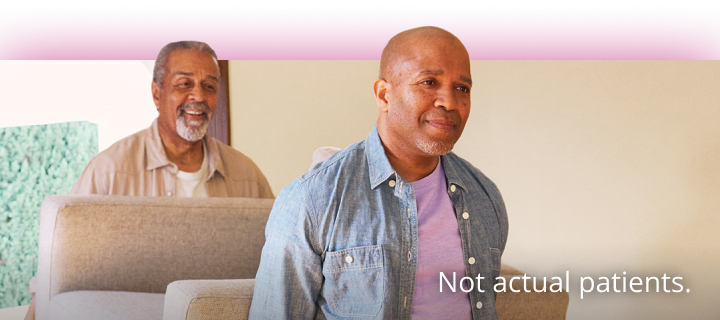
(272, 140, 367, 220)
(298, 140, 366, 185)
(274, 140, 367, 203)
(208, 137, 268, 180)
(85, 127, 150, 175)
(211, 138, 254, 164)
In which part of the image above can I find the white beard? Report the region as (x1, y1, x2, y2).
(176, 116, 209, 142)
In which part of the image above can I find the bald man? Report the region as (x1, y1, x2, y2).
(249, 27, 508, 320)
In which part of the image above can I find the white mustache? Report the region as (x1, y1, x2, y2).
(177, 102, 210, 116)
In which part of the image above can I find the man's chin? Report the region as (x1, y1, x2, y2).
(176, 120, 209, 142)
(416, 139, 455, 156)
(178, 130, 206, 142)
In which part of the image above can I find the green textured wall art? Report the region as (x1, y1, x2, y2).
(0, 121, 97, 308)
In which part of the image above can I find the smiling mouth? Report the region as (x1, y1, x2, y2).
(426, 119, 456, 130)
(177, 102, 211, 120)
(183, 110, 205, 116)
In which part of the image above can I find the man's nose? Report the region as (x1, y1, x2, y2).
(188, 85, 207, 102)
(434, 85, 458, 111)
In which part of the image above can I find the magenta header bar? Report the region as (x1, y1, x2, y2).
(0, 8, 720, 60)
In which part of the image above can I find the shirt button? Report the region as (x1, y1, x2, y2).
(407, 208, 411, 218)
(450, 185, 457, 192)
(462, 212, 469, 220)
(468, 257, 476, 264)
(389, 180, 396, 187)
(476, 301, 483, 309)
(166, 192, 173, 196)
(407, 251, 412, 261)
(345, 256, 354, 263)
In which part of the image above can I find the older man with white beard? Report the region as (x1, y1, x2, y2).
(68, 41, 273, 198)
(25, 40, 274, 320)
(25, 40, 274, 318)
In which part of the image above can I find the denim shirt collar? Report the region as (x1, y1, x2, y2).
(365, 125, 467, 192)
(440, 152, 468, 192)
(365, 125, 397, 190)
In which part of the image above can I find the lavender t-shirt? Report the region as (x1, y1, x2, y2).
(410, 160, 472, 320)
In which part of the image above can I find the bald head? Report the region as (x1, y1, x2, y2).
(379, 26, 469, 81)
(372, 26, 472, 181)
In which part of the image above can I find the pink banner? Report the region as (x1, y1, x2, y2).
(0, 8, 720, 60)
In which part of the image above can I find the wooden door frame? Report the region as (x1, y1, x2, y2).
(207, 60, 230, 145)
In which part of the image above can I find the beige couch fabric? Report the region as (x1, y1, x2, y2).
(47, 291, 164, 320)
(496, 264, 570, 319)
(163, 279, 255, 320)
(35, 195, 274, 320)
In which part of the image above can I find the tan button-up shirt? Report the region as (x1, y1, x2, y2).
(70, 119, 273, 198)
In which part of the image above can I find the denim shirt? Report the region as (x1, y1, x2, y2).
(249, 126, 508, 320)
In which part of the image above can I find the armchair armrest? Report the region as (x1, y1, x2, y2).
(496, 264, 570, 320)
(163, 279, 255, 320)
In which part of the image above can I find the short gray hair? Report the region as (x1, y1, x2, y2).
(153, 41, 219, 87)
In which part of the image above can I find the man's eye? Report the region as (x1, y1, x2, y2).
(177, 82, 190, 88)
(419, 79, 436, 85)
(457, 86, 470, 93)
(205, 84, 216, 91)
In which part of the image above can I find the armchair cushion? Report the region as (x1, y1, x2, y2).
(496, 264, 570, 319)
(163, 279, 255, 320)
(47, 291, 164, 320)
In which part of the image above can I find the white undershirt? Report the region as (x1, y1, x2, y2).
(174, 143, 209, 198)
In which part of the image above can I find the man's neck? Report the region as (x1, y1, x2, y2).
(158, 129, 204, 173)
(379, 138, 439, 183)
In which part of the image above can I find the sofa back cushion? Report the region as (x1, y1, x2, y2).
(37, 195, 274, 298)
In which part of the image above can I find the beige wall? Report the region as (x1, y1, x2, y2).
(229, 60, 720, 319)
(229, 61, 380, 193)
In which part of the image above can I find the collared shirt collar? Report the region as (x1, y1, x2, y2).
(204, 135, 226, 180)
(145, 119, 173, 171)
(145, 118, 223, 180)
(365, 125, 398, 189)
(365, 124, 467, 192)
(440, 152, 467, 192)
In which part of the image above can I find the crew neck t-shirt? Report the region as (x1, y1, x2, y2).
(175, 143, 209, 198)
(410, 160, 471, 320)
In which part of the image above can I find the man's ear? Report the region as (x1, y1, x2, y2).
(151, 81, 161, 111)
(374, 79, 390, 113)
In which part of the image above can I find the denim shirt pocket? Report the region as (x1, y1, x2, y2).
(322, 244, 385, 318)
